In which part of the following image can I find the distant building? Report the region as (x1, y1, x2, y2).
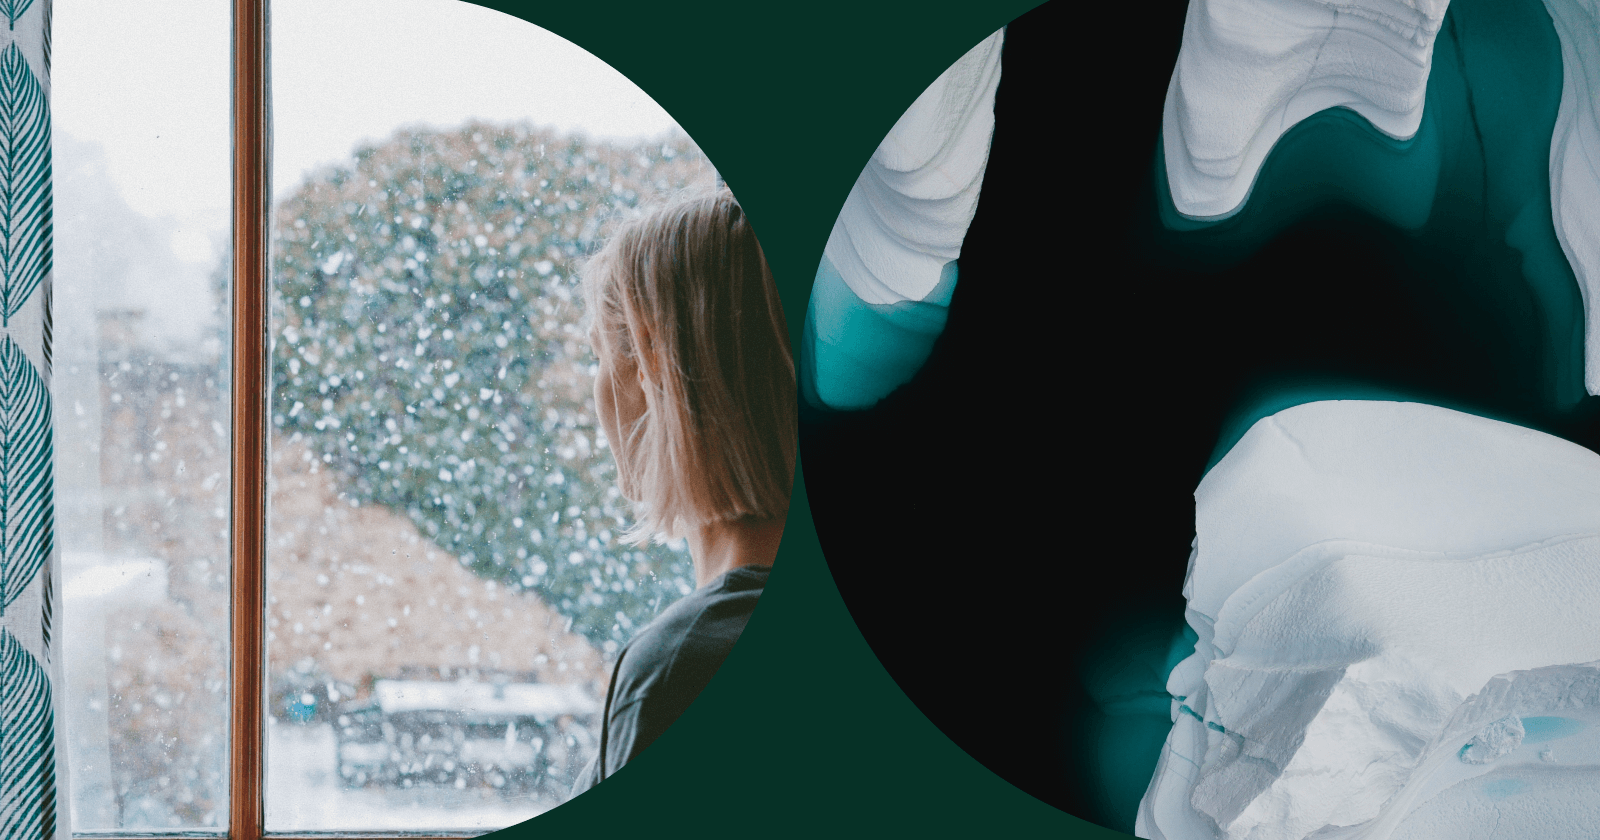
(76, 309, 605, 821)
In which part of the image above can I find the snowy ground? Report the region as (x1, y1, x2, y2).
(265, 721, 554, 831)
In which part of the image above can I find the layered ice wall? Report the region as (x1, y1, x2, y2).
(1162, 0, 1449, 220)
(1541, 0, 1600, 394)
(1137, 401, 1600, 840)
(804, 29, 1002, 410)
(824, 27, 1002, 307)
(1164, 0, 1600, 395)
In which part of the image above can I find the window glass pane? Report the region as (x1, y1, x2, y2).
(56, 0, 232, 830)
(267, 0, 708, 828)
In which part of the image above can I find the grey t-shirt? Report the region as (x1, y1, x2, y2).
(569, 564, 768, 797)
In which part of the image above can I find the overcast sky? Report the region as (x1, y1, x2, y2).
(55, 0, 683, 267)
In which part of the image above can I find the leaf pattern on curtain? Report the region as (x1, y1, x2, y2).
(0, 42, 47, 328)
(0, 336, 47, 614)
(34, 557, 43, 655)
(0, 1, 33, 33)
(34, 276, 42, 377)
(0, 628, 52, 838)
(0, 0, 55, 834)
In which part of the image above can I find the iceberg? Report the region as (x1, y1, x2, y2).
(1137, 401, 1600, 839)
(804, 29, 1003, 410)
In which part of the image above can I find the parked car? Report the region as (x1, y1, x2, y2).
(334, 678, 600, 797)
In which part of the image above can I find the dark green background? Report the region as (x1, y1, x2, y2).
(454, 0, 1113, 836)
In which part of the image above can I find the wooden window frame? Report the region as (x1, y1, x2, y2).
(229, 0, 268, 834)
(75, 2, 498, 838)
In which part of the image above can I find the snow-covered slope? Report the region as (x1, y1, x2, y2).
(1138, 401, 1600, 839)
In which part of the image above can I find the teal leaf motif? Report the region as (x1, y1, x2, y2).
(0, 628, 53, 838)
(36, 276, 45, 378)
(35, 558, 45, 659)
(0, 0, 35, 31)
(0, 43, 47, 326)
(0, 338, 48, 613)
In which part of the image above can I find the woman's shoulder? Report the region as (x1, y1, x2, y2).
(613, 565, 769, 688)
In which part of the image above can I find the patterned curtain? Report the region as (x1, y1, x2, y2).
(0, 0, 63, 837)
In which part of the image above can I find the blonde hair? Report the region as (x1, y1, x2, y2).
(582, 187, 796, 543)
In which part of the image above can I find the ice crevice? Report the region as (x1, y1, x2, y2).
(1162, 0, 1600, 394)
(1137, 401, 1600, 839)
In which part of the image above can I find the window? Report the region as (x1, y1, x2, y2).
(60, 0, 709, 834)
(58, 0, 233, 828)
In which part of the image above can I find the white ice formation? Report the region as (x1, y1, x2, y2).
(1542, 0, 1600, 394)
(805, 28, 1003, 410)
(1162, 0, 1449, 221)
(823, 28, 1003, 306)
(1137, 401, 1600, 840)
(1163, 0, 1600, 394)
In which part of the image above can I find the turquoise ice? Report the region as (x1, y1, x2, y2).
(802, 30, 1003, 411)
(803, 256, 956, 410)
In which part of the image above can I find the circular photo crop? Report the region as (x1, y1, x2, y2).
(800, 0, 1600, 836)
(57, 0, 791, 830)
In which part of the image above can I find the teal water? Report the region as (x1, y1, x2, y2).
(1484, 777, 1529, 799)
(1079, 607, 1196, 828)
(1522, 715, 1588, 744)
(801, 255, 958, 410)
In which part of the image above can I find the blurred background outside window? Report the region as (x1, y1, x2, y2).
(57, 0, 709, 830)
